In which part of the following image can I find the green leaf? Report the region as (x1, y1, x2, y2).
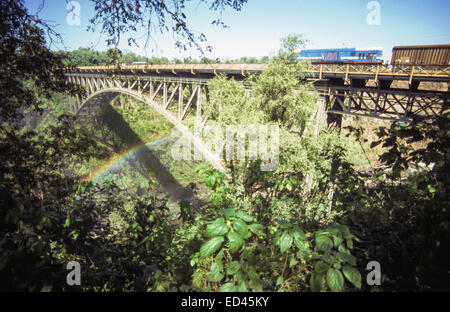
(220, 282, 236, 292)
(236, 210, 254, 222)
(332, 235, 343, 247)
(207, 261, 224, 282)
(336, 252, 356, 266)
(211, 260, 223, 273)
(279, 231, 293, 253)
(310, 273, 326, 292)
(200, 236, 224, 257)
(290, 226, 306, 249)
(338, 244, 350, 254)
(427, 184, 436, 193)
(314, 260, 330, 273)
(206, 219, 229, 237)
(342, 265, 362, 289)
(226, 261, 241, 275)
(219, 208, 235, 217)
(290, 176, 300, 186)
(321, 253, 336, 265)
(206, 270, 224, 282)
(276, 276, 284, 286)
(212, 194, 223, 205)
(232, 219, 249, 237)
(205, 175, 216, 188)
(237, 281, 248, 292)
(346, 239, 353, 249)
(289, 257, 298, 268)
(326, 268, 344, 292)
(227, 231, 244, 253)
(249, 223, 265, 237)
(248, 269, 260, 282)
(316, 235, 333, 252)
(339, 225, 353, 239)
(234, 271, 245, 282)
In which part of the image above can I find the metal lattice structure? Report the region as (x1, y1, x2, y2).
(65, 65, 449, 123)
(317, 86, 450, 122)
(66, 73, 208, 121)
(64, 65, 449, 172)
(72, 63, 450, 83)
(65, 72, 227, 172)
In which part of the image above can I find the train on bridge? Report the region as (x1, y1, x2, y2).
(298, 47, 383, 64)
(298, 44, 450, 66)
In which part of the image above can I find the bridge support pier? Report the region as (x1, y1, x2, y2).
(326, 79, 345, 130)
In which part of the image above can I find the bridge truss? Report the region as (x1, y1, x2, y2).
(317, 85, 449, 122)
(65, 73, 208, 123)
(65, 64, 449, 124)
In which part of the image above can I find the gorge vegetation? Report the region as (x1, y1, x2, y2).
(0, 0, 448, 292)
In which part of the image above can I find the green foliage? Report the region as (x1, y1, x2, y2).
(191, 168, 362, 292)
(0, 0, 81, 121)
(339, 116, 450, 291)
(2, 1, 448, 292)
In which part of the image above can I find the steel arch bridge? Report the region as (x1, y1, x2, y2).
(64, 64, 450, 172)
(65, 73, 227, 173)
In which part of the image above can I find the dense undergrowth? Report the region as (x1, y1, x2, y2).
(0, 7, 448, 291)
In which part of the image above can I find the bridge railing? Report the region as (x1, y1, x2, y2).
(308, 63, 450, 82)
(67, 63, 450, 83)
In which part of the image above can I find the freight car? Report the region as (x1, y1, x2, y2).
(391, 44, 450, 66)
(298, 48, 383, 64)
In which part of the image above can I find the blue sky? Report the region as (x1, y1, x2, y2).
(25, 0, 450, 62)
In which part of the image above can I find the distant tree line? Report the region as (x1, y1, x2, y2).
(59, 47, 271, 66)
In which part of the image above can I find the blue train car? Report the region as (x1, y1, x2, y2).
(298, 48, 383, 63)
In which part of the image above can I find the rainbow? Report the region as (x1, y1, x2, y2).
(83, 133, 174, 182)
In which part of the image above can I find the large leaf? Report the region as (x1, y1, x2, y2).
(342, 265, 362, 288)
(220, 282, 236, 292)
(248, 269, 260, 282)
(326, 268, 344, 292)
(314, 260, 330, 273)
(290, 226, 308, 250)
(279, 231, 293, 253)
(321, 253, 336, 265)
(310, 273, 326, 292)
(226, 261, 241, 275)
(200, 236, 224, 257)
(219, 208, 235, 217)
(316, 235, 333, 252)
(332, 235, 343, 247)
(249, 223, 265, 237)
(236, 210, 254, 222)
(232, 219, 249, 237)
(206, 219, 229, 237)
(206, 270, 224, 282)
(207, 261, 224, 282)
(227, 231, 244, 253)
(336, 252, 356, 266)
(205, 174, 216, 188)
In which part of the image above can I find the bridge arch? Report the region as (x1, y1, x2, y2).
(74, 87, 227, 173)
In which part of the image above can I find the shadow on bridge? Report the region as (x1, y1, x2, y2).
(79, 92, 199, 203)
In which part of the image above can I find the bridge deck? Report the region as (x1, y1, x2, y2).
(70, 63, 450, 83)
